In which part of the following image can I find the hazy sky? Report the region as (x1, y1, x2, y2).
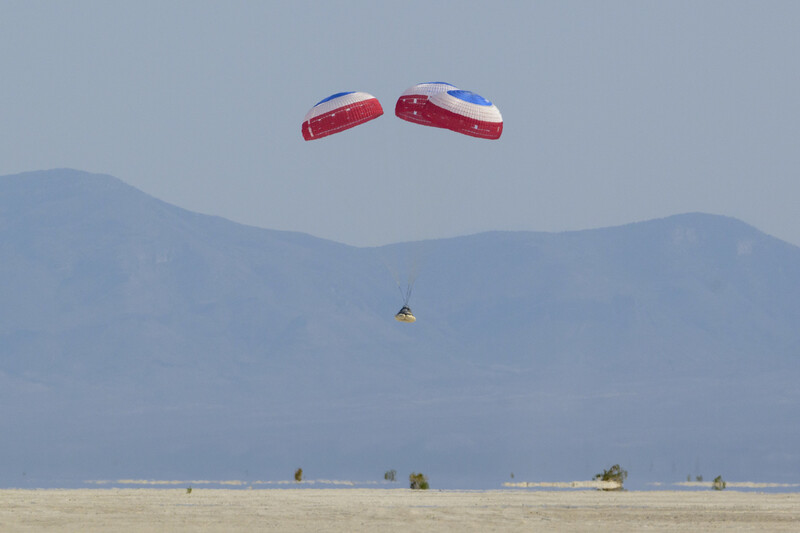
(2, 1, 799, 247)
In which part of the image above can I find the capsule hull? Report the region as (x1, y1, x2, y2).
(394, 313, 416, 323)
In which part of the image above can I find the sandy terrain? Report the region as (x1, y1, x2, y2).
(1, 488, 798, 532)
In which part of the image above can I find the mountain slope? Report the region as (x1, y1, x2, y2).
(1, 169, 798, 488)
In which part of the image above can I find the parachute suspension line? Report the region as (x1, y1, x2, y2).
(397, 283, 407, 302)
(403, 240, 424, 307)
(381, 252, 405, 299)
(403, 282, 413, 307)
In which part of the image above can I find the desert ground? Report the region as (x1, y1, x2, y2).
(1, 488, 798, 532)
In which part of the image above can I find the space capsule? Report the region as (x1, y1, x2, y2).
(394, 305, 416, 323)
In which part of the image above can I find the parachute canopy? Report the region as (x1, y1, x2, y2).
(424, 89, 503, 140)
(395, 82, 458, 127)
(394, 305, 416, 323)
(302, 91, 383, 141)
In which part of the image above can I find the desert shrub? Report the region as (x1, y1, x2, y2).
(712, 475, 726, 490)
(409, 472, 429, 490)
(594, 464, 628, 490)
(384, 469, 397, 482)
(294, 468, 303, 483)
(186, 487, 192, 494)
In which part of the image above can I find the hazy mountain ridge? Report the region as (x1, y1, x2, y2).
(1, 169, 798, 488)
(420, 215, 800, 374)
(1, 170, 385, 373)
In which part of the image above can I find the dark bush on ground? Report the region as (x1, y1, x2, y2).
(594, 464, 628, 490)
(409, 472, 429, 490)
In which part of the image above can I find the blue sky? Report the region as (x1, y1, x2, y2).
(2, 1, 799, 246)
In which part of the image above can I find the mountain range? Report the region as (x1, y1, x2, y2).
(1, 169, 798, 488)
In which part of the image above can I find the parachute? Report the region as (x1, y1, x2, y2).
(395, 82, 458, 127)
(424, 89, 503, 140)
(302, 91, 383, 141)
(395, 83, 503, 139)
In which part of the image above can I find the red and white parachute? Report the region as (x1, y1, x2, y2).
(424, 89, 503, 140)
(302, 91, 383, 141)
(395, 82, 503, 140)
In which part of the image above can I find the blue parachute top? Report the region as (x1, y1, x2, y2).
(448, 90, 492, 106)
(315, 91, 355, 107)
